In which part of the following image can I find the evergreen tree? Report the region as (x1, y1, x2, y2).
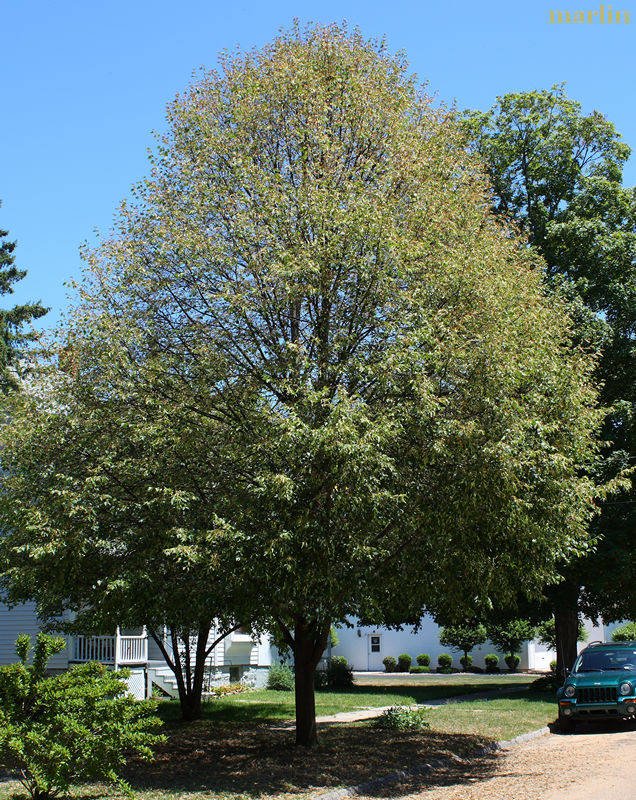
(0, 202, 48, 390)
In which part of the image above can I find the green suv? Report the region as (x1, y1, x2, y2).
(557, 641, 636, 732)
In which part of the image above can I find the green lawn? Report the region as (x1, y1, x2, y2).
(0, 678, 554, 800)
(157, 673, 533, 723)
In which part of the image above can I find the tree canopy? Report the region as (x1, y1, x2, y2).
(465, 85, 636, 667)
(0, 27, 604, 745)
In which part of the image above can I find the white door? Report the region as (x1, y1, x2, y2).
(367, 634, 383, 670)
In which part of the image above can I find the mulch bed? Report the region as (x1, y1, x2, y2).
(122, 720, 495, 798)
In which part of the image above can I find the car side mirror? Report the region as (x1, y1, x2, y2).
(562, 667, 570, 677)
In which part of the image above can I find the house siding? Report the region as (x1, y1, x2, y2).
(0, 602, 69, 670)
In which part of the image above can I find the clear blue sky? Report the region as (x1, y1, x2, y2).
(2, 0, 635, 325)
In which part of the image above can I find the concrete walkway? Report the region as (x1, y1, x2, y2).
(279, 684, 529, 728)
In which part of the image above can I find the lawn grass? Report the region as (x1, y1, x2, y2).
(0, 683, 555, 800)
(156, 673, 533, 723)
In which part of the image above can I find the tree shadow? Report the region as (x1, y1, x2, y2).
(117, 721, 502, 798)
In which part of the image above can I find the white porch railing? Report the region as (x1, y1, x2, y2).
(71, 628, 148, 665)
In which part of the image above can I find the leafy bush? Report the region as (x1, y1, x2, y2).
(314, 669, 328, 690)
(611, 622, 636, 642)
(397, 653, 412, 672)
(484, 654, 499, 672)
(374, 705, 430, 731)
(0, 634, 162, 800)
(436, 666, 453, 674)
(459, 653, 473, 670)
(505, 653, 520, 671)
(382, 656, 397, 673)
(326, 656, 354, 689)
(409, 666, 431, 673)
(416, 653, 431, 666)
(437, 653, 452, 668)
(549, 659, 558, 673)
(266, 663, 294, 690)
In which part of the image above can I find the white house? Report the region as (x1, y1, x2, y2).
(334, 614, 621, 672)
(0, 601, 276, 698)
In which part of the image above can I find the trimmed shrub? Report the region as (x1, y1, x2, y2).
(409, 666, 431, 673)
(0, 634, 162, 800)
(549, 659, 558, 673)
(459, 653, 473, 671)
(397, 653, 412, 672)
(611, 622, 636, 642)
(436, 666, 453, 674)
(437, 653, 452, 668)
(326, 656, 354, 689)
(416, 653, 431, 667)
(374, 705, 429, 731)
(207, 682, 250, 697)
(505, 653, 520, 672)
(267, 664, 294, 690)
(382, 656, 398, 673)
(484, 654, 499, 672)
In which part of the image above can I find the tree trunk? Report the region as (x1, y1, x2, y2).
(292, 618, 330, 747)
(554, 590, 580, 675)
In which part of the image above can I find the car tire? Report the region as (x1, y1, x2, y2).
(559, 717, 576, 733)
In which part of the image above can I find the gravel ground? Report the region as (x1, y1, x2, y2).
(354, 721, 636, 800)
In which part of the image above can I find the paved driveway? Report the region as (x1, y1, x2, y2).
(355, 721, 635, 800)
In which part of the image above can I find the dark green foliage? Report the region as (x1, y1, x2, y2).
(536, 617, 588, 650)
(611, 621, 636, 641)
(326, 656, 354, 689)
(437, 653, 452, 668)
(550, 660, 558, 672)
(439, 624, 487, 663)
(266, 664, 295, 691)
(484, 654, 500, 672)
(397, 653, 412, 672)
(382, 656, 397, 673)
(409, 666, 431, 673)
(459, 654, 473, 670)
(0, 634, 162, 800)
(505, 654, 520, 672)
(0, 206, 48, 392)
(416, 653, 431, 666)
(487, 620, 536, 657)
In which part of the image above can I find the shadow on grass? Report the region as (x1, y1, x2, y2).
(118, 721, 501, 799)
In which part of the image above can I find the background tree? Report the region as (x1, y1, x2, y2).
(465, 85, 636, 671)
(4, 26, 603, 748)
(0, 202, 48, 391)
(0, 354, 255, 722)
(439, 624, 486, 669)
(486, 619, 536, 669)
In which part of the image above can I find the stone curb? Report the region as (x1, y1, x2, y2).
(312, 726, 551, 800)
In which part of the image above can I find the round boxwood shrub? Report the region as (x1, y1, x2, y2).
(416, 653, 431, 667)
(505, 653, 520, 672)
(437, 653, 452, 668)
(484, 654, 499, 672)
(397, 653, 412, 672)
(327, 656, 354, 689)
(409, 666, 431, 673)
(459, 653, 473, 671)
(382, 656, 397, 673)
(267, 664, 294, 690)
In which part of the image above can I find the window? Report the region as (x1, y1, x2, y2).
(370, 635, 381, 653)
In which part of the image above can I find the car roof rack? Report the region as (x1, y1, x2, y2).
(583, 640, 636, 649)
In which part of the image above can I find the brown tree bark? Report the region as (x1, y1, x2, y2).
(289, 617, 330, 747)
(554, 582, 581, 675)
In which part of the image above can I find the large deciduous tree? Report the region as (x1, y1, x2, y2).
(465, 85, 636, 671)
(0, 202, 48, 391)
(2, 28, 603, 745)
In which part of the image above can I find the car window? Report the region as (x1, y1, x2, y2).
(574, 649, 636, 672)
